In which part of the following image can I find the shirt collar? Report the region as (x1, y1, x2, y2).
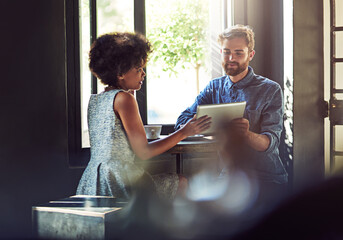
(226, 66, 255, 89)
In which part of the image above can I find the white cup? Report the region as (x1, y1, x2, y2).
(144, 125, 162, 139)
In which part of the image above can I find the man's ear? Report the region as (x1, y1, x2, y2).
(249, 50, 255, 61)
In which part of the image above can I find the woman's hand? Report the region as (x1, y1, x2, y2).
(180, 115, 212, 137)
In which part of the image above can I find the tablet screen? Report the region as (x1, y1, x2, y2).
(196, 102, 246, 135)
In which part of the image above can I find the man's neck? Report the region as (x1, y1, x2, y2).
(229, 67, 249, 83)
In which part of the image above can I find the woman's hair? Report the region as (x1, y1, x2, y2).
(218, 24, 255, 52)
(89, 32, 152, 87)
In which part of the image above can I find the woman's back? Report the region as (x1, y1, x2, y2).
(76, 89, 143, 198)
(88, 90, 134, 163)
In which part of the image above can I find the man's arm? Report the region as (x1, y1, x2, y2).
(231, 84, 283, 152)
(231, 118, 270, 152)
(174, 84, 214, 130)
(174, 103, 198, 130)
(259, 85, 284, 153)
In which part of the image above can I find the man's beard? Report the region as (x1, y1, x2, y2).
(222, 59, 249, 76)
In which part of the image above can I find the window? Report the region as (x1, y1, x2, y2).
(79, 0, 135, 148)
(283, 0, 294, 183)
(145, 0, 211, 125)
(67, 0, 232, 166)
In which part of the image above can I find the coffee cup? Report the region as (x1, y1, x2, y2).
(144, 125, 162, 140)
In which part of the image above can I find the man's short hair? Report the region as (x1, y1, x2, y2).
(218, 25, 255, 52)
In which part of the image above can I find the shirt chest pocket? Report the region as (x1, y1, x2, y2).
(245, 109, 262, 132)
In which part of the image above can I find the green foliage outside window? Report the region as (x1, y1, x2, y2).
(147, 0, 210, 86)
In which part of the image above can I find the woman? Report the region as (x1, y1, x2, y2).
(76, 32, 211, 200)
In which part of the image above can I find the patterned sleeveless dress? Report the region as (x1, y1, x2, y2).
(76, 89, 179, 199)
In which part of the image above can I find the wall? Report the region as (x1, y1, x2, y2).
(233, 0, 284, 87)
(293, 0, 325, 189)
(0, 0, 83, 238)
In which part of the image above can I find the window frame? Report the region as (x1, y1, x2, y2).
(133, 0, 176, 134)
(66, 0, 154, 167)
(66, 0, 90, 167)
(66, 0, 229, 167)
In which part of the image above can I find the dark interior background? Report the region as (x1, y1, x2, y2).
(0, 0, 324, 238)
(0, 1, 83, 238)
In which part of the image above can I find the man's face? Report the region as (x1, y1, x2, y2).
(220, 37, 255, 77)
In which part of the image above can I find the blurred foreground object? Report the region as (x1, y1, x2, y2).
(32, 196, 127, 239)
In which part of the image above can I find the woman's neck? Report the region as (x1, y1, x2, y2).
(104, 85, 120, 92)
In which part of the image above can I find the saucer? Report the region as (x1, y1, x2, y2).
(184, 134, 205, 141)
(147, 138, 160, 142)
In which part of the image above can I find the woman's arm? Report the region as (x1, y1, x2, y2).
(114, 91, 211, 160)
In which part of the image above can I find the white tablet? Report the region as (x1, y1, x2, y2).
(196, 101, 246, 135)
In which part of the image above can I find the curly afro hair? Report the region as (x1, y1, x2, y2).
(89, 32, 152, 87)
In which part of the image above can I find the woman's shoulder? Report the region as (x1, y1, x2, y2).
(115, 91, 135, 101)
(114, 91, 137, 110)
(89, 89, 133, 107)
(95, 89, 132, 101)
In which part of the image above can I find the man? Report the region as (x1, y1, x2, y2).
(175, 25, 288, 203)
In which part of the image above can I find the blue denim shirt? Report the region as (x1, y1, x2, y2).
(175, 67, 288, 184)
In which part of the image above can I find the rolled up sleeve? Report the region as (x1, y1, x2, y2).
(260, 85, 284, 153)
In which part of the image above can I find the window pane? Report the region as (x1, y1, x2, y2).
(336, 31, 343, 59)
(336, 0, 343, 27)
(81, 0, 230, 147)
(146, 0, 212, 124)
(80, 0, 134, 148)
(96, 0, 134, 92)
(335, 155, 343, 172)
(336, 63, 343, 90)
(335, 125, 343, 151)
(80, 0, 91, 148)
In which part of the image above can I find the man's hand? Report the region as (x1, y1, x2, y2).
(231, 118, 270, 152)
(230, 118, 250, 138)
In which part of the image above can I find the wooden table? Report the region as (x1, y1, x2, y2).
(163, 136, 218, 174)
